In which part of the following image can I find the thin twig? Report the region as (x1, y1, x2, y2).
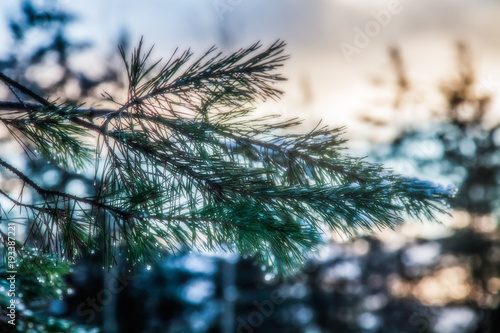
(0, 158, 133, 219)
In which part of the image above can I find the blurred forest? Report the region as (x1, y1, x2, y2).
(0, 2, 499, 333)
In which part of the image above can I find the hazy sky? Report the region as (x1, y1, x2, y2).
(1, 0, 499, 143)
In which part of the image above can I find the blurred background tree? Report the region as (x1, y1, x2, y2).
(362, 42, 500, 333)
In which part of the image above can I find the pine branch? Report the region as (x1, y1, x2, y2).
(0, 101, 116, 118)
(0, 39, 456, 275)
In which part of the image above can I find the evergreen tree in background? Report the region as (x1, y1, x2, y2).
(368, 43, 500, 333)
(0, 37, 456, 331)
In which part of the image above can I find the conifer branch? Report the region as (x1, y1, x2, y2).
(0, 39, 456, 275)
(0, 158, 136, 220)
